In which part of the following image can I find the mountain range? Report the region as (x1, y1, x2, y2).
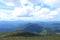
(0, 21, 60, 33)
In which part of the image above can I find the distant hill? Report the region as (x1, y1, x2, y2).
(23, 23, 43, 33)
(0, 21, 60, 33)
(0, 21, 28, 32)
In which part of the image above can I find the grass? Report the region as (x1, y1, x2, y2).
(0, 36, 60, 40)
(0, 30, 60, 40)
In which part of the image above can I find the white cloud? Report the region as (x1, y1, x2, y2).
(48, 10, 58, 16)
(11, 5, 34, 17)
(29, 7, 59, 19)
(5, 2, 14, 6)
(11, 7, 26, 18)
(0, 0, 60, 21)
(20, 0, 28, 5)
(42, 0, 60, 8)
(30, 8, 50, 17)
(0, 0, 21, 7)
(0, 9, 13, 20)
(56, 8, 60, 12)
(43, 0, 55, 5)
(35, 6, 41, 10)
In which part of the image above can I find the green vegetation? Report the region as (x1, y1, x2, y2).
(40, 29, 48, 36)
(0, 29, 60, 40)
(0, 36, 60, 40)
(0, 30, 39, 37)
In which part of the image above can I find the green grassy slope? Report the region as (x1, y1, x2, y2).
(0, 30, 60, 40)
(0, 29, 60, 37)
(0, 30, 39, 37)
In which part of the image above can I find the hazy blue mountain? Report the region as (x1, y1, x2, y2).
(0, 21, 28, 32)
(24, 23, 43, 33)
(0, 21, 60, 33)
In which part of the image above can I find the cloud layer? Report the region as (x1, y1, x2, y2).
(0, 0, 60, 21)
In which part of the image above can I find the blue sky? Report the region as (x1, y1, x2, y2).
(0, 0, 60, 21)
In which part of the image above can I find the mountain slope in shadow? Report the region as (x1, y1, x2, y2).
(0, 30, 39, 37)
(18, 23, 43, 33)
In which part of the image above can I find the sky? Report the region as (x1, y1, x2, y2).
(0, 0, 60, 21)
